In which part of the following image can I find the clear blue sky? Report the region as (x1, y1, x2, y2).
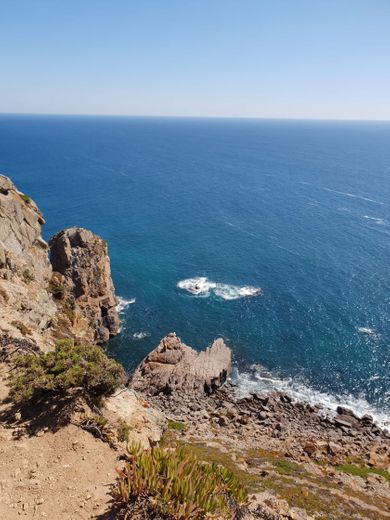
(1, 0, 389, 119)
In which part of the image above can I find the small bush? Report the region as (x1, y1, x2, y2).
(117, 420, 132, 442)
(47, 281, 65, 299)
(9, 342, 126, 403)
(22, 268, 35, 283)
(114, 443, 248, 519)
(168, 419, 186, 431)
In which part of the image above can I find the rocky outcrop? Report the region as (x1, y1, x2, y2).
(0, 174, 120, 349)
(130, 333, 232, 396)
(0, 175, 56, 349)
(102, 388, 166, 448)
(49, 227, 120, 345)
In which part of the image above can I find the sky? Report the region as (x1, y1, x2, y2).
(0, 0, 389, 120)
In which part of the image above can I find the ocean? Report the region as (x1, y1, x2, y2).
(0, 115, 389, 426)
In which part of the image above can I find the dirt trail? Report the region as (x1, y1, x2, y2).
(0, 365, 119, 520)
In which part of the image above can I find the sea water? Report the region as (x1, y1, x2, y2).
(0, 115, 389, 426)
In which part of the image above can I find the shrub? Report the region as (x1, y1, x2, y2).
(168, 419, 186, 431)
(114, 443, 248, 519)
(22, 268, 35, 283)
(117, 420, 132, 443)
(9, 342, 126, 403)
(47, 281, 65, 299)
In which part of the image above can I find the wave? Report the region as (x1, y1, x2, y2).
(132, 331, 151, 340)
(177, 277, 262, 300)
(116, 296, 136, 313)
(232, 367, 390, 431)
(362, 215, 385, 225)
(322, 187, 385, 206)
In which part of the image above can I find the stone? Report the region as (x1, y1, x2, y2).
(102, 388, 166, 449)
(130, 333, 231, 397)
(49, 227, 120, 344)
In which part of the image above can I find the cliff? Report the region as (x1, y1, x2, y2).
(0, 174, 120, 348)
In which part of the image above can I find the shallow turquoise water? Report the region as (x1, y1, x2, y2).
(0, 115, 389, 422)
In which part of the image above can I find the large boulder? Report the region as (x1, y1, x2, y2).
(102, 388, 166, 449)
(49, 227, 120, 344)
(130, 333, 232, 396)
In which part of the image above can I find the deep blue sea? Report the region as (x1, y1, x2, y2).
(0, 115, 389, 426)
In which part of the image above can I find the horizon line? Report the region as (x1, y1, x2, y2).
(0, 111, 390, 123)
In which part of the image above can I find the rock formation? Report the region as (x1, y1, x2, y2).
(130, 332, 232, 396)
(0, 175, 56, 349)
(49, 227, 120, 345)
(102, 388, 166, 448)
(0, 174, 120, 348)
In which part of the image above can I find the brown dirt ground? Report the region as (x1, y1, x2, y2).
(0, 364, 120, 520)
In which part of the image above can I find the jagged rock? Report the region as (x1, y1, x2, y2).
(130, 333, 232, 396)
(0, 174, 56, 349)
(49, 227, 120, 344)
(102, 388, 166, 449)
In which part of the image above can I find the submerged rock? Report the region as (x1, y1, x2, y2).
(49, 227, 120, 345)
(130, 333, 232, 396)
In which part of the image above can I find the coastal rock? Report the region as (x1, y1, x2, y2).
(49, 227, 120, 344)
(0, 174, 56, 349)
(102, 388, 166, 448)
(130, 333, 232, 396)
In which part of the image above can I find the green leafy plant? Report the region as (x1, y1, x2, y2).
(114, 443, 248, 519)
(117, 419, 132, 442)
(9, 342, 126, 403)
(168, 419, 186, 431)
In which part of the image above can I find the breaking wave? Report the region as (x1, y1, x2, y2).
(233, 367, 390, 431)
(132, 331, 151, 340)
(116, 296, 136, 313)
(363, 215, 385, 225)
(177, 277, 262, 300)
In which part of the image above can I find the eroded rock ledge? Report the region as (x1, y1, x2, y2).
(130, 333, 232, 396)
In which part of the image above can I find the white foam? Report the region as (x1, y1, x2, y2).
(116, 296, 136, 313)
(363, 215, 385, 225)
(177, 277, 262, 301)
(177, 277, 216, 296)
(233, 368, 390, 431)
(132, 331, 151, 340)
(322, 187, 385, 206)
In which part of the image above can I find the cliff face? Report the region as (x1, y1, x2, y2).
(0, 175, 56, 349)
(49, 227, 120, 345)
(0, 174, 119, 348)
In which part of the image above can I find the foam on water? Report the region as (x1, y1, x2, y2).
(132, 331, 151, 340)
(233, 367, 390, 431)
(177, 277, 262, 300)
(116, 296, 136, 313)
(363, 215, 385, 225)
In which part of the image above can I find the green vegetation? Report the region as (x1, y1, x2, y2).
(272, 458, 303, 476)
(117, 419, 132, 442)
(168, 419, 186, 431)
(114, 443, 248, 519)
(47, 281, 65, 299)
(336, 463, 390, 484)
(19, 193, 32, 204)
(9, 342, 126, 403)
(22, 268, 35, 283)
